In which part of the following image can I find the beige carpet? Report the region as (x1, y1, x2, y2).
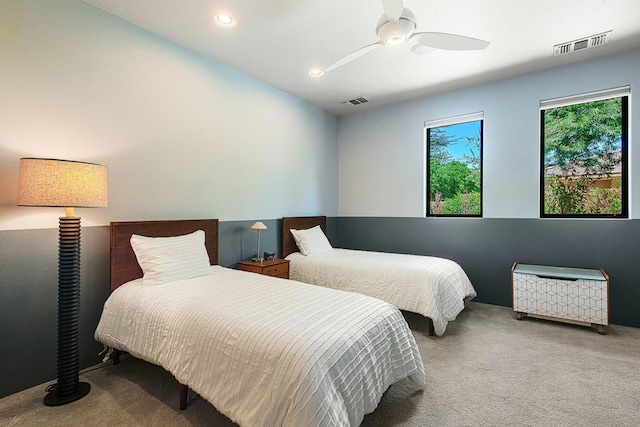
(2, 302, 639, 426)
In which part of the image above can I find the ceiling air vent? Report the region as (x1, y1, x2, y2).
(341, 96, 369, 106)
(553, 31, 612, 56)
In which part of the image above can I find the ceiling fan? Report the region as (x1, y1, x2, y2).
(323, 0, 490, 73)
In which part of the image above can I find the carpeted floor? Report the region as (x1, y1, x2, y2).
(2, 302, 639, 426)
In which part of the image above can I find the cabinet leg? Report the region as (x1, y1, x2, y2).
(595, 324, 607, 335)
(515, 312, 524, 321)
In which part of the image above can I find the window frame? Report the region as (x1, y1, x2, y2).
(539, 88, 629, 219)
(425, 112, 484, 218)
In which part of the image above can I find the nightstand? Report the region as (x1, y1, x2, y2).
(236, 258, 290, 279)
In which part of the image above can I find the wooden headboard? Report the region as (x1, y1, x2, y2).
(110, 219, 219, 290)
(281, 216, 327, 258)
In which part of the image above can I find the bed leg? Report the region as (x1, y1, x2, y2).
(428, 318, 435, 337)
(179, 384, 188, 410)
(112, 349, 121, 366)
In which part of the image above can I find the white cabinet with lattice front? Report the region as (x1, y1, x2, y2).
(511, 263, 609, 334)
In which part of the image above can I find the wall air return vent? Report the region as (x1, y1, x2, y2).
(341, 96, 369, 106)
(553, 31, 612, 56)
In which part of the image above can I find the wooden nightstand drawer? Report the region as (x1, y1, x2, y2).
(237, 259, 289, 279)
(262, 263, 288, 278)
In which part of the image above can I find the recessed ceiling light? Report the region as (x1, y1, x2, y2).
(215, 14, 234, 26)
(309, 68, 324, 78)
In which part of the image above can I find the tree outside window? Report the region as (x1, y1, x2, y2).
(541, 93, 628, 218)
(426, 117, 482, 217)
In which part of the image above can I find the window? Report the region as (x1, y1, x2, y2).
(540, 87, 629, 218)
(425, 113, 483, 217)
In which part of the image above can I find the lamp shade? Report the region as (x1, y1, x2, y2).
(251, 221, 267, 230)
(18, 158, 108, 208)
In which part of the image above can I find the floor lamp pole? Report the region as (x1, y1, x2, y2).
(44, 213, 90, 406)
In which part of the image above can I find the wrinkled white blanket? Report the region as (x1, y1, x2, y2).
(286, 249, 476, 336)
(95, 266, 425, 426)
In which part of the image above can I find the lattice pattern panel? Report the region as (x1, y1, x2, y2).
(513, 272, 607, 324)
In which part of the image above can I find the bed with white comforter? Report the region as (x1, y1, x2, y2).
(286, 249, 476, 336)
(95, 265, 425, 427)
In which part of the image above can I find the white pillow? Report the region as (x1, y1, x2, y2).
(130, 230, 212, 286)
(290, 225, 333, 256)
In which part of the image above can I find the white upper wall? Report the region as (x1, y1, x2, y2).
(337, 48, 639, 219)
(0, 0, 338, 230)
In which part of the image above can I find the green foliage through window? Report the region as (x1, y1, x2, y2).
(541, 94, 627, 217)
(426, 119, 482, 216)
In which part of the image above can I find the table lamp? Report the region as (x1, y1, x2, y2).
(250, 221, 267, 262)
(18, 158, 108, 406)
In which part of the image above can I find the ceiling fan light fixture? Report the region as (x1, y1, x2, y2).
(376, 15, 416, 45)
(386, 34, 405, 45)
(320, 1, 489, 73)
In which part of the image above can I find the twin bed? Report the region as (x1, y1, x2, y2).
(282, 216, 476, 337)
(95, 219, 425, 426)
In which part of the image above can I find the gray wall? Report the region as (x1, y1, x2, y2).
(335, 49, 640, 334)
(0, 218, 339, 398)
(338, 217, 640, 328)
(0, 227, 110, 399)
(219, 217, 339, 267)
(2, 0, 639, 402)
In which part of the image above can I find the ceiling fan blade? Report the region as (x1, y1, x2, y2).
(412, 32, 490, 50)
(410, 44, 434, 56)
(324, 41, 384, 72)
(381, 0, 403, 31)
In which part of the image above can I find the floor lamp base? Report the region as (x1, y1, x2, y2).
(44, 381, 90, 406)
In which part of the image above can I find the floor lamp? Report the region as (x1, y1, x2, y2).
(18, 158, 108, 406)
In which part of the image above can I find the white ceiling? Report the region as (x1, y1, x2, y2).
(83, 0, 640, 116)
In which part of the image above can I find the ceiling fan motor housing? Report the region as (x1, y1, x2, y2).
(376, 8, 417, 44)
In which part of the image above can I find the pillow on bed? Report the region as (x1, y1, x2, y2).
(290, 225, 333, 256)
(130, 230, 211, 286)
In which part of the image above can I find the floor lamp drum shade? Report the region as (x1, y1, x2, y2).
(18, 158, 108, 208)
(17, 158, 108, 406)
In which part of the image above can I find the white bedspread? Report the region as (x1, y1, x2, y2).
(286, 249, 476, 336)
(95, 266, 425, 427)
